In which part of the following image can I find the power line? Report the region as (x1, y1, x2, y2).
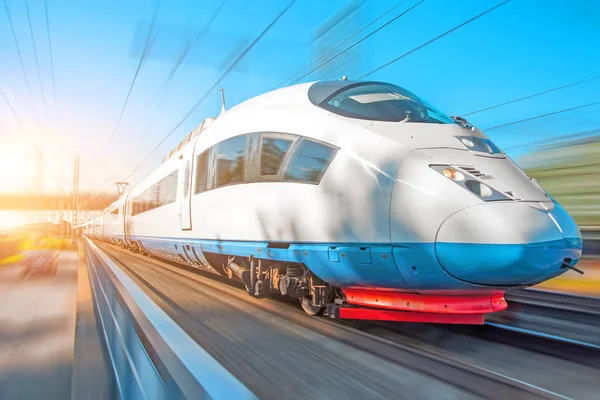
(462, 74, 600, 117)
(290, 0, 425, 85)
(133, 0, 227, 128)
(126, 0, 299, 180)
(274, 0, 407, 89)
(43, 0, 58, 113)
(491, 103, 600, 133)
(484, 100, 600, 131)
(3, 0, 36, 116)
(167, 0, 227, 80)
(24, 0, 49, 117)
(359, 0, 512, 79)
(102, 0, 162, 157)
(0, 88, 67, 197)
(504, 128, 600, 151)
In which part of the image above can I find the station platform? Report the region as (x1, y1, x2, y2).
(0, 247, 113, 399)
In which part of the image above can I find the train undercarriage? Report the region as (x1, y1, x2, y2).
(218, 254, 334, 316)
(93, 236, 508, 324)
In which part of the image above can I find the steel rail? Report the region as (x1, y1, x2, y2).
(95, 241, 568, 399)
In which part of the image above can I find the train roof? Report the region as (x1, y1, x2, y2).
(159, 79, 386, 164)
(162, 117, 216, 163)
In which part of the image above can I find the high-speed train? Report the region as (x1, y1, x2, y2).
(81, 79, 583, 324)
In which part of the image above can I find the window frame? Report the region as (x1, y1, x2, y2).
(131, 168, 179, 216)
(194, 150, 210, 195)
(258, 132, 299, 182)
(207, 145, 218, 191)
(316, 81, 455, 125)
(280, 137, 339, 185)
(214, 134, 248, 189)
(189, 133, 338, 195)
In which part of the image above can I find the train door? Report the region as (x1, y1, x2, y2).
(179, 152, 193, 230)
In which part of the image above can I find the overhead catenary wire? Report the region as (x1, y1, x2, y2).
(0, 88, 67, 197)
(359, 0, 512, 79)
(504, 127, 600, 151)
(3, 0, 37, 117)
(43, 0, 58, 113)
(289, 0, 426, 86)
(462, 74, 600, 117)
(167, 0, 227, 80)
(126, 0, 299, 181)
(484, 100, 600, 131)
(102, 0, 162, 157)
(132, 0, 228, 133)
(24, 0, 49, 117)
(274, 0, 407, 89)
(488, 102, 600, 134)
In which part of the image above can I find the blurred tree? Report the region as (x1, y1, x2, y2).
(519, 135, 600, 229)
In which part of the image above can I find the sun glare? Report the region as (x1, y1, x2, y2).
(0, 211, 26, 231)
(0, 150, 34, 194)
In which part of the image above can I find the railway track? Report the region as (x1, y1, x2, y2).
(91, 241, 600, 399)
(484, 289, 600, 355)
(505, 288, 600, 316)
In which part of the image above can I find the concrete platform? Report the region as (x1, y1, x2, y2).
(0, 248, 113, 399)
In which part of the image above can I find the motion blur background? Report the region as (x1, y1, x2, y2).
(1, 0, 599, 292)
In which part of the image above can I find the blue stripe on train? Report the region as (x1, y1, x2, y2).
(436, 238, 583, 286)
(127, 235, 582, 289)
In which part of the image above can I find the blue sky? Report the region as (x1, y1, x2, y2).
(1, 0, 599, 195)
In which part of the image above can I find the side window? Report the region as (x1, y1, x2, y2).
(260, 137, 293, 176)
(283, 139, 337, 184)
(182, 161, 190, 199)
(132, 169, 178, 215)
(216, 135, 246, 187)
(195, 150, 209, 194)
(158, 170, 178, 206)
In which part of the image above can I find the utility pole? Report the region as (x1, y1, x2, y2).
(35, 145, 44, 211)
(34, 145, 44, 194)
(72, 155, 79, 241)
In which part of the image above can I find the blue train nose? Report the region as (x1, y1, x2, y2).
(435, 202, 582, 286)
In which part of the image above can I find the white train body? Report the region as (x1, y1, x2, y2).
(82, 80, 582, 321)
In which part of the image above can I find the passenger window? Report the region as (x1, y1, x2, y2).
(283, 139, 337, 184)
(216, 135, 246, 187)
(195, 150, 209, 194)
(260, 137, 293, 176)
(158, 170, 178, 205)
(183, 161, 190, 199)
(132, 169, 178, 215)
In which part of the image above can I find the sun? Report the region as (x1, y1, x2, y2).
(0, 211, 26, 231)
(0, 148, 34, 194)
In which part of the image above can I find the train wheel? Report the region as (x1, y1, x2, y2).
(300, 295, 325, 316)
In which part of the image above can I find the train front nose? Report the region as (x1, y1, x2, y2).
(435, 201, 583, 286)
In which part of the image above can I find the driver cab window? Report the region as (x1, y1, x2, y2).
(319, 83, 454, 124)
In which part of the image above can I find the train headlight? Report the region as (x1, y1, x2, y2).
(460, 138, 474, 148)
(442, 168, 465, 181)
(454, 135, 503, 155)
(431, 164, 509, 201)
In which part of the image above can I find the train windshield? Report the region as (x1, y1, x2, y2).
(317, 82, 454, 124)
